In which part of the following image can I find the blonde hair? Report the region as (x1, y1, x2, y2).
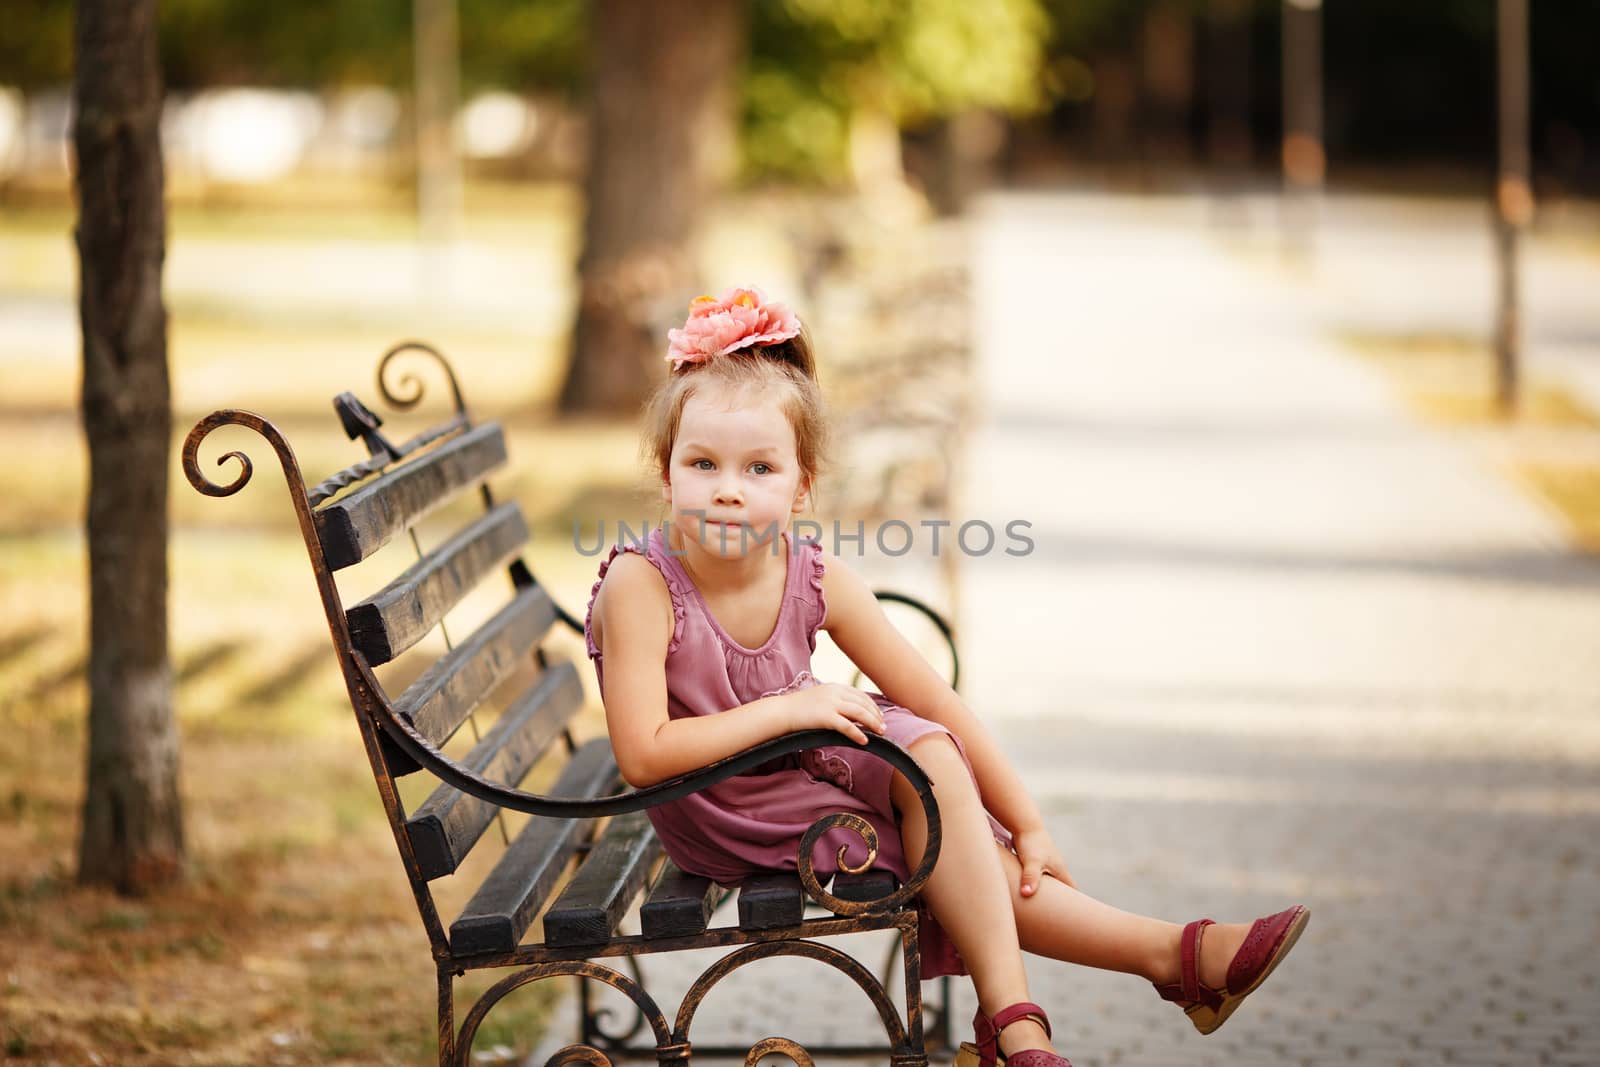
(642, 332, 829, 494)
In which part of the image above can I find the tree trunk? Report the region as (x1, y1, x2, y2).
(1206, 0, 1254, 186)
(1140, 1, 1195, 174)
(556, 0, 745, 415)
(1280, 0, 1324, 259)
(74, 0, 183, 894)
(413, 0, 462, 300)
(1494, 0, 1531, 414)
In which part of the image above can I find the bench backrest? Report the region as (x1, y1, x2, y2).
(184, 344, 951, 975)
(183, 347, 614, 959)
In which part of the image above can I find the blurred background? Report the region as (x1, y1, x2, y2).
(2, 1, 1599, 1065)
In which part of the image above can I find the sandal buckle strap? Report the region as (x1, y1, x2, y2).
(973, 1001, 1054, 1065)
(991, 1001, 1052, 1040)
(1180, 918, 1214, 1004)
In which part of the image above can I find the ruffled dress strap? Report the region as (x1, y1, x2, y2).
(799, 535, 828, 649)
(583, 531, 690, 659)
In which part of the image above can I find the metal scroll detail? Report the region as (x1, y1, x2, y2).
(542, 1046, 612, 1066)
(802, 812, 880, 877)
(674, 941, 910, 1056)
(583, 954, 650, 1048)
(378, 339, 467, 415)
(453, 961, 670, 1067)
(794, 808, 939, 918)
(796, 812, 882, 914)
(182, 409, 299, 500)
(182, 411, 317, 565)
(182, 409, 361, 677)
(744, 1037, 815, 1066)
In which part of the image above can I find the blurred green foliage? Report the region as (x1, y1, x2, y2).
(4, 0, 1597, 184)
(1, 0, 1047, 182)
(744, 0, 1049, 181)
(0, 0, 587, 94)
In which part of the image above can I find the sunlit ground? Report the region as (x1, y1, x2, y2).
(1334, 331, 1600, 552)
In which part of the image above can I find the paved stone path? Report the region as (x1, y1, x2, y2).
(961, 193, 1600, 1067)
(531, 194, 1600, 1066)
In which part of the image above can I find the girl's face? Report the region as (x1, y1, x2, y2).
(663, 381, 811, 560)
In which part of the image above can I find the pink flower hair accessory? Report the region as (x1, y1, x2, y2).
(665, 285, 801, 371)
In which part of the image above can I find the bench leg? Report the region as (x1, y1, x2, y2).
(899, 920, 930, 1067)
(884, 928, 953, 1056)
(438, 966, 456, 1067)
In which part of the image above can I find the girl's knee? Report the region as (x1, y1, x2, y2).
(910, 732, 974, 780)
(891, 733, 975, 809)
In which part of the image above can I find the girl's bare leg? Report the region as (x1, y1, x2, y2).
(891, 736, 1056, 1060)
(997, 842, 1252, 992)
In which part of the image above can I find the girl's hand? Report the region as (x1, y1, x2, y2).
(1012, 827, 1078, 896)
(781, 683, 886, 746)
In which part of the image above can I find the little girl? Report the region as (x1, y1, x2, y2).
(583, 287, 1308, 1067)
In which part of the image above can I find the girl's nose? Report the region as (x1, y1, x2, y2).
(713, 477, 743, 505)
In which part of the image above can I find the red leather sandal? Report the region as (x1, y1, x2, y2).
(1153, 904, 1310, 1035)
(953, 1001, 1074, 1067)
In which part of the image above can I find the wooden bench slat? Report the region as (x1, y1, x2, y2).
(448, 739, 619, 956)
(315, 423, 507, 570)
(640, 860, 723, 940)
(346, 502, 529, 665)
(390, 584, 558, 758)
(405, 662, 585, 879)
(830, 869, 900, 912)
(542, 810, 662, 948)
(736, 871, 805, 931)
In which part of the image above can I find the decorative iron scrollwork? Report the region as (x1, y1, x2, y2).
(803, 812, 880, 877)
(378, 339, 467, 415)
(182, 409, 302, 500)
(583, 954, 650, 1048)
(674, 940, 910, 1054)
(454, 961, 669, 1067)
(542, 1046, 612, 1066)
(745, 1036, 816, 1065)
(794, 805, 939, 918)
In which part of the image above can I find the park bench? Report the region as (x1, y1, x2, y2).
(182, 343, 961, 1066)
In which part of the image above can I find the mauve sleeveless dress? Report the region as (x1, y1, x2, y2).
(584, 527, 1012, 979)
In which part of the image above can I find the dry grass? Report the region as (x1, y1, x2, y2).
(0, 499, 620, 1066)
(1520, 465, 1600, 552)
(1341, 329, 1600, 553)
(0, 705, 577, 1066)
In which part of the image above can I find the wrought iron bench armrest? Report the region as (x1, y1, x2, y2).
(358, 648, 940, 919)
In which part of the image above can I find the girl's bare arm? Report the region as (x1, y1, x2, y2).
(591, 554, 793, 787)
(819, 548, 1048, 838)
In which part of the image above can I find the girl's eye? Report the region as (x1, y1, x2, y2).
(693, 459, 714, 471)
(750, 463, 771, 475)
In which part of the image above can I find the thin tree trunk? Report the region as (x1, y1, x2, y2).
(1280, 0, 1323, 259)
(1494, 0, 1531, 413)
(74, 0, 183, 894)
(1207, 0, 1253, 188)
(557, 0, 744, 415)
(1140, 1, 1195, 175)
(413, 0, 462, 299)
